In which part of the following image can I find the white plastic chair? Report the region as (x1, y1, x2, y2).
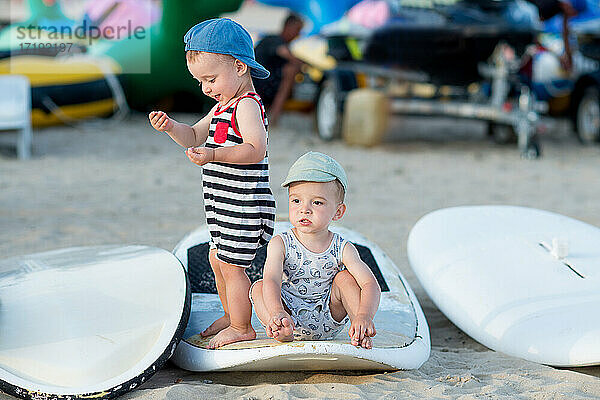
(0, 75, 32, 159)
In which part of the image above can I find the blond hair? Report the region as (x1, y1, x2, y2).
(185, 50, 235, 65)
(333, 179, 345, 203)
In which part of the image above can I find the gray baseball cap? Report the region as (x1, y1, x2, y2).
(281, 152, 348, 192)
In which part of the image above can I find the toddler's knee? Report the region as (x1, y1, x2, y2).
(250, 280, 263, 301)
(333, 269, 356, 287)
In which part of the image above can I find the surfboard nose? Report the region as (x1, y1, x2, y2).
(409, 205, 600, 367)
(0, 245, 190, 399)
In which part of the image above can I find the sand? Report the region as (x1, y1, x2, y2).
(1, 111, 600, 399)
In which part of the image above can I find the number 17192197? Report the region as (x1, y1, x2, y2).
(19, 42, 73, 52)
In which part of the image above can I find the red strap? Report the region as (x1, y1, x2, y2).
(231, 94, 265, 138)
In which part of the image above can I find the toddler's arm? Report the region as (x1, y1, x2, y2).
(262, 236, 295, 339)
(148, 107, 214, 148)
(186, 98, 267, 166)
(342, 243, 381, 346)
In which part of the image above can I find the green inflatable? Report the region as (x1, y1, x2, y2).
(1, 0, 244, 109)
(91, 0, 244, 109)
(0, 0, 81, 58)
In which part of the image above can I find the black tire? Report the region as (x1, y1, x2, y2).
(314, 69, 358, 141)
(523, 135, 541, 159)
(315, 77, 343, 141)
(575, 86, 600, 145)
(488, 123, 517, 145)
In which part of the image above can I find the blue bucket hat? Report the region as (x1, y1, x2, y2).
(183, 18, 270, 79)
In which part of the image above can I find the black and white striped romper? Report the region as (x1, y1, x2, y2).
(202, 92, 276, 267)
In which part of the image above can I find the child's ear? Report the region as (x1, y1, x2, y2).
(235, 59, 248, 76)
(332, 203, 346, 221)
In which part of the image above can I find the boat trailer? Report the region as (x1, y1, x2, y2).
(315, 43, 546, 159)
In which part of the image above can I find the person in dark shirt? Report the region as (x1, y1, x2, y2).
(254, 13, 304, 125)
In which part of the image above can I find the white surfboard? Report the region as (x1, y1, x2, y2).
(408, 205, 600, 367)
(171, 222, 430, 371)
(0, 245, 190, 399)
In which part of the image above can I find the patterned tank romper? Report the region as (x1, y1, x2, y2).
(202, 92, 276, 267)
(278, 229, 350, 340)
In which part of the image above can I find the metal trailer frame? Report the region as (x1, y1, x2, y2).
(318, 42, 545, 158)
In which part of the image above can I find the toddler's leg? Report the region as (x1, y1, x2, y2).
(330, 270, 373, 348)
(208, 258, 256, 349)
(201, 249, 230, 337)
(250, 280, 270, 328)
(250, 281, 294, 342)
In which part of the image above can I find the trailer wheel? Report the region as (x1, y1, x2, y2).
(315, 77, 343, 141)
(488, 123, 517, 145)
(523, 135, 541, 159)
(575, 86, 600, 145)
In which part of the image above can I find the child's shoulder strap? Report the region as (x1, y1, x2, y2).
(277, 230, 294, 258)
(334, 233, 349, 265)
(231, 92, 267, 137)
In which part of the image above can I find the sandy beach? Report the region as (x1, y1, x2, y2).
(1, 111, 600, 399)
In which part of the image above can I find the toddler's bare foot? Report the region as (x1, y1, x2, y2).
(201, 315, 230, 337)
(351, 335, 373, 349)
(360, 336, 373, 349)
(272, 317, 294, 342)
(208, 326, 256, 349)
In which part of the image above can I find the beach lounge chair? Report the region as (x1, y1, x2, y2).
(0, 75, 32, 159)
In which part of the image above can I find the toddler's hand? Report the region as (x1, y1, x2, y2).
(349, 314, 376, 349)
(149, 111, 174, 132)
(185, 147, 214, 166)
